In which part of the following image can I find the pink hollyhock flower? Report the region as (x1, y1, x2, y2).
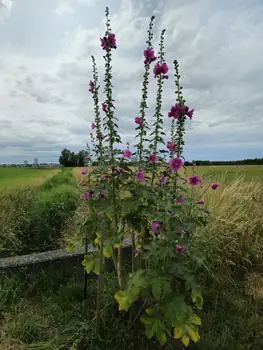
(100, 33, 117, 50)
(168, 104, 194, 120)
(113, 170, 118, 177)
(135, 116, 142, 125)
(98, 192, 104, 200)
(177, 197, 184, 204)
(148, 153, 157, 163)
(81, 168, 87, 175)
(183, 106, 194, 120)
(82, 190, 94, 199)
(159, 176, 166, 185)
(199, 199, 205, 205)
(118, 167, 124, 173)
(169, 157, 184, 171)
(89, 80, 94, 93)
(84, 156, 89, 161)
(151, 221, 164, 233)
(211, 183, 219, 190)
(136, 170, 145, 183)
(91, 123, 96, 130)
(176, 245, 184, 253)
(153, 62, 169, 79)
(143, 47, 157, 64)
(102, 103, 107, 113)
(177, 232, 182, 237)
(166, 141, 176, 151)
(188, 176, 201, 186)
(123, 149, 132, 159)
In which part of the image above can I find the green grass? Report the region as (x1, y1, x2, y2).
(0, 168, 60, 192)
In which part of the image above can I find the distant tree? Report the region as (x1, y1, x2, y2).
(59, 148, 72, 167)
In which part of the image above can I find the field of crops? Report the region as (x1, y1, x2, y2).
(0, 167, 60, 192)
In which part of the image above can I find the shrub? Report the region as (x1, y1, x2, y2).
(40, 170, 75, 191)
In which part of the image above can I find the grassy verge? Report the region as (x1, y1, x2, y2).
(0, 169, 79, 257)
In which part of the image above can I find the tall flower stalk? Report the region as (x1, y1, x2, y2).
(135, 16, 156, 167)
(90, 55, 104, 162)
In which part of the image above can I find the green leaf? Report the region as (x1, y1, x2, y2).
(189, 314, 201, 326)
(82, 255, 94, 274)
(140, 314, 168, 345)
(192, 288, 204, 310)
(114, 289, 138, 312)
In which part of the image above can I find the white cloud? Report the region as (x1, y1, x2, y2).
(54, 3, 74, 17)
(0, 0, 13, 22)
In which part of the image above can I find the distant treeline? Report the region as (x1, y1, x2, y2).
(184, 158, 263, 166)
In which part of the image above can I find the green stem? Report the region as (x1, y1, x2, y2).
(96, 221, 104, 336)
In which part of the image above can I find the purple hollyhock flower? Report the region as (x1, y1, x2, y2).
(159, 175, 166, 185)
(169, 157, 184, 171)
(136, 170, 145, 183)
(148, 153, 157, 163)
(89, 80, 94, 93)
(211, 183, 219, 190)
(82, 190, 94, 199)
(143, 47, 157, 64)
(177, 232, 182, 237)
(123, 149, 132, 159)
(183, 105, 194, 120)
(167, 141, 176, 151)
(151, 221, 164, 233)
(98, 192, 104, 200)
(118, 167, 124, 173)
(100, 33, 117, 50)
(176, 245, 184, 253)
(168, 104, 194, 120)
(113, 170, 118, 177)
(81, 168, 87, 175)
(135, 116, 142, 125)
(102, 103, 107, 113)
(188, 176, 201, 186)
(177, 197, 184, 204)
(153, 62, 169, 79)
(199, 199, 205, 205)
(91, 122, 96, 130)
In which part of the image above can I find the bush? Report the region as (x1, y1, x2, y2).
(40, 171, 75, 191)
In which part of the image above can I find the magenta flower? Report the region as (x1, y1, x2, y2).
(148, 153, 157, 163)
(81, 168, 87, 175)
(98, 192, 104, 200)
(89, 80, 94, 93)
(151, 221, 164, 233)
(102, 102, 115, 113)
(168, 104, 194, 120)
(136, 170, 145, 183)
(169, 157, 184, 171)
(84, 156, 89, 161)
(153, 62, 169, 79)
(82, 190, 94, 199)
(135, 116, 142, 125)
(123, 149, 132, 159)
(211, 183, 219, 190)
(188, 176, 201, 186)
(144, 47, 157, 64)
(118, 167, 124, 173)
(166, 141, 176, 151)
(177, 232, 182, 237)
(113, 170, 118, 177)
(177, 197, 184, 204)
(176, 245, 184, 253)
(199, 199, 205, 205)
(91, 122, 96, 130)
(100, 33, 117, 50)
(159, 175, 166, 185)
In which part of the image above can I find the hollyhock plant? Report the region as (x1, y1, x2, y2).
(144, 47, 157, 64)
(199, 199, 205, 205)
(169, 157, 184, 171)
(188, 175, 201, 186)
(148, 153, 157, 163)
(211, 183, 219, 190)
(123, 149, 132, 159)
(136, 170, 145, 183)
(78, 8, 209, 349)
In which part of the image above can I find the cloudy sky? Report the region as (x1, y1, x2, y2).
(0, 0, 263, 164)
